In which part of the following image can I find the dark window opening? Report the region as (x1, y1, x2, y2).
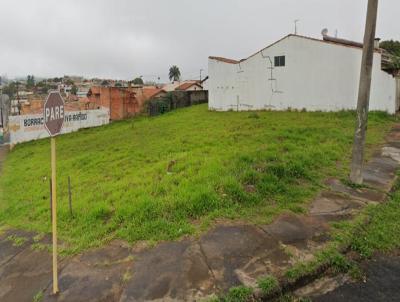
(274, 56, 285, 67)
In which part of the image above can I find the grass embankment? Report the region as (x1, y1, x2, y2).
(0, 105, 395, 254)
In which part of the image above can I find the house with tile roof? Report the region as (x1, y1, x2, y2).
(163, 80, 203, 92)
(142, 86, 167, 100)
(209, 33, 400, 113)
(175, 82, 203, 91)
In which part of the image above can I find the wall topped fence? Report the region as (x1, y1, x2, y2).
(148, 90, 208, 116)
(8, 108, 109, 146)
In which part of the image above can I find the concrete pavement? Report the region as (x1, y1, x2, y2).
(314, 253, 400, 302)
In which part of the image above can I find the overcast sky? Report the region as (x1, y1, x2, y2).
(1, 0, 399, 82)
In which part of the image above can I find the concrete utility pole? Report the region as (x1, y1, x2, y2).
(350, 0, 379, 184)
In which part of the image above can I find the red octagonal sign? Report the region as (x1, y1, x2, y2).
(44, 92, 65, 136)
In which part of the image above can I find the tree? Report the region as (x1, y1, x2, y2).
(52, 77, 63, 83)
(101, 80, 110, 86)
(380, 40, 400, 56)
(132, 77, 144, 85)
(36, 80, 51, 94)
(2, 82, 18, 98)
(350, 0, 379, 184)
(169, 65, 181, 82)
(71, 85, 78, 95)
(64, 77, 74, 85)
(391, 57, 400, 70)
(380, 40, 400, 71)
(26, 75, 35, 88)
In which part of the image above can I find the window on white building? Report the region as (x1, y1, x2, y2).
(274, 56, 285, 67)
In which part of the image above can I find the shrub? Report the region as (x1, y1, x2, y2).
(257, 275, 280, 296)
(221, 286, 253, 302)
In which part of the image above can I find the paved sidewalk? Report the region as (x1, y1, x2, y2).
(1, 125, 400, 301)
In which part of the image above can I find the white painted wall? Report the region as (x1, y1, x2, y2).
(9, 108, 109, 145)
(209, 35, 397, 113)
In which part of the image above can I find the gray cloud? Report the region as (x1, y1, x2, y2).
(1, 0, 399, 82)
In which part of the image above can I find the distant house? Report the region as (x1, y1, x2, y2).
(76, 88, 89, 98)
(162, 80, 203, 92)
(58, 84, 73, 96)
(142, 87, 167, 100)
(17, 91, 34, 97)
(162, 81, 181, 92)
(18, 97, 93, 115)
(10, 98, 27, 115)
(209, 33, 400, 113)
(175, 82, 203, 91)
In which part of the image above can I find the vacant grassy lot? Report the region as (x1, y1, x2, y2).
(0, 105, 396, 254)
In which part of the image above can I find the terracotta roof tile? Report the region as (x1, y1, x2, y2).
(175, 82, 202, 91)
(142, 87, 165, 100)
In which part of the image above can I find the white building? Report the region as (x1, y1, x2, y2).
(208, 34, 400, 114)
(10, 98, 28, 115)
(17, 91, 34, 97)
(58, 84, 73, 96)
(76, 88, 89, 98)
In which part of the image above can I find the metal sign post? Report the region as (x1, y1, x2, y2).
(43, 91, 65, 294)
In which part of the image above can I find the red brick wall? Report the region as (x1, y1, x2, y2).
(88, 86, 143, 121)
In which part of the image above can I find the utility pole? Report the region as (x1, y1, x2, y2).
(200, 69, 204, 82)
(350, 0, 379, 184)
(0, 106, 3, 128)
(16, 81, 20, 115)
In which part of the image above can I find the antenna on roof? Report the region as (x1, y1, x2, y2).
(294, 19, 300, 35)
(321, 28, 329, 37)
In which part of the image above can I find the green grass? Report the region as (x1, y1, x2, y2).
(276, 296, 311, 302)
(0, 105, 395, 254)
(284, 247, 353, 282)
(6, 234, 28, 247)
(324, 178, 400, 259)
(257, 275, 280, 295)
(220, 286, 254, 302)
(30, 242, 52, 252)
(32, 290, 44, 302)
(349, 182, 400, 257)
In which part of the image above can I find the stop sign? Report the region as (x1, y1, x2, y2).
(44, 92, 65, 136)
